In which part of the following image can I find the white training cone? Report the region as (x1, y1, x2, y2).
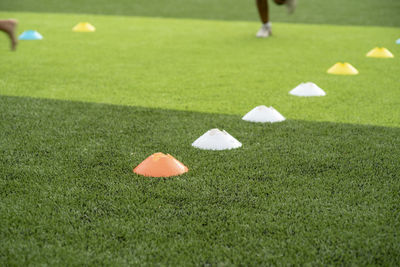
(289, 82, 326, 97)
(242, 105, 285, 123)
(192, 128, 242, 150)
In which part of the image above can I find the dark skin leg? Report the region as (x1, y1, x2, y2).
(256, 0, 286, 24)
(256, 0, 269, 24)
(0, 19, 18, 51)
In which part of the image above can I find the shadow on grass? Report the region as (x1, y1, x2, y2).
(1, 95, 399, 265)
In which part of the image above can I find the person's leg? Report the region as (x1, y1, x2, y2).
(255, 0, 272, 38)
(0, 19, 18, 51)
(256, 0, 270, 24)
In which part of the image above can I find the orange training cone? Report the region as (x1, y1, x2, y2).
(133, 152, 188, 177)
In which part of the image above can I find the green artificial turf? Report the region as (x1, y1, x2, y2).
(1, 95, 399, 265)
(1, 12, 400, 127)
(1, 0, 400, 27)
(1, 2, 400, 265)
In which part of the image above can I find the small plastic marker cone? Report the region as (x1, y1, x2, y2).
(18, 30, 43, 40)
(73, 22, 96, 32)
(192, 128, 242, 150)
(366, 47, 394, 58)
(242, 106, 285, 123)
(327, 62, 358, 75)
(289, 82, 326, 97)
(133, 152, 188, 177)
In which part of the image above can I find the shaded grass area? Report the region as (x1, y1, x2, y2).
(1, 0, 400, 27)
(1, 13, 400, 127)
(1, 95, 399, 265)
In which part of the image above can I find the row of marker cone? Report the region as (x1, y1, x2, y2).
(134, 44, 397, 176)
(135, 44, 396, 177)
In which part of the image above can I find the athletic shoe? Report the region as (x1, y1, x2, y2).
(256, 24, 271, 38)
(286, 0, 297, 14)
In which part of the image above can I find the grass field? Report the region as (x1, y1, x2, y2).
(1, 0, 400, 27)
(1, 1, 400, 266)
(1, 13, 399, 127)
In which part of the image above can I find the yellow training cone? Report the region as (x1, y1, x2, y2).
(73, 22, 96, 32)
(366, 47, 394, 58)
(327, 62, 359, 75)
